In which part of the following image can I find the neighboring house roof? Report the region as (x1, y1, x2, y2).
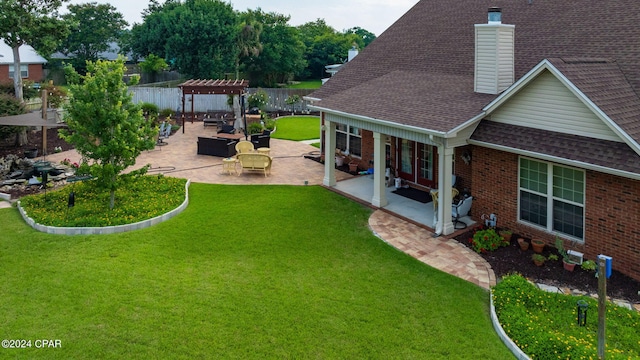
(0, 41, 47, 65)
(51, 42, 135, 62)
(309, 0, 640, 136)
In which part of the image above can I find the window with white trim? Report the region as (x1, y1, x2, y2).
(336, 124, 361, 157)
(519, 157, 585, 240)
(9, 64, 29, 79)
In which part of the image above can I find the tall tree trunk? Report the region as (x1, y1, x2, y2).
(12, 46, 24, 101)
(12, 46, 28, 146)
(15, 128, 28, 147)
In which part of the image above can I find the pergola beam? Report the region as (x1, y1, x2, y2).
(177, 79, 250, 134)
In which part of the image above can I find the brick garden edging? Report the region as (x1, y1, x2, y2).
(17, 180, 190, 235)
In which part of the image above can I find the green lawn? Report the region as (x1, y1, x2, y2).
(271, 116, 320, 141)
(0, 184, 512, 359)
(285, 80, 322, 89)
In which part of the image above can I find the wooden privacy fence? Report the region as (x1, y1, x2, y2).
(130, 86, 316, 113)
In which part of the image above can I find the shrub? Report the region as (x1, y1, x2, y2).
(0, 93, 27, 141)
(160, 108, 174, 118)
(468, 226, 509, 253)
(43, 83, 68, 108)
(581, 260, 597, 271)
(248, 89, 268, 110)
(264, 119, 276, 131)
(247, 122, 264, 135)
(140, 102, 159, 117)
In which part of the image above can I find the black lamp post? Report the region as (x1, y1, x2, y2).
(577, 299, 589, 326)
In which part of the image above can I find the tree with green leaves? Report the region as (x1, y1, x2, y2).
(345, 27, 376, 47)
(130, 0, 239, 79)
(297, 19, 365, 80)
(139, 54, 169, 83)
(57, 2, 128, 75)
(60, 57, 157, 210)
(242, 10, 305, 87)
(0, 0, 70, 101)
(0, 0, 70, 146)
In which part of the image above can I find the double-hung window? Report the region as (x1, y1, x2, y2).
(336, 124, 362, 157)
(9, 64, 29, 79)
(519, 157, 585, 240)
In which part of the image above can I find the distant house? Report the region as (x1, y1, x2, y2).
(0, 41, 47, 83)
(322, 46, 359, 84)
(307, 0, 640, 281)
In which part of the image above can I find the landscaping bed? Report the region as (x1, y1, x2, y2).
(453, 228, 640, 303)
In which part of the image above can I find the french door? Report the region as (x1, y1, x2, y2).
(397, 140, 436, 188)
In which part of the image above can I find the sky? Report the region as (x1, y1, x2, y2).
(65, 0, 420, 36)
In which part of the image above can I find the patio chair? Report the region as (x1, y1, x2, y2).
(157, 121, 171, 146)
(235, 140, 254, 154)
(452, 196, 473, 229)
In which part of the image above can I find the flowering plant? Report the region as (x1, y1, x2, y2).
(469, 226, 509, 253)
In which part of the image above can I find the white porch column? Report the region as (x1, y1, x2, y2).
(323, 120, 337, 187)
(371, 132, 388, 207)
(436, 146, 455, 235)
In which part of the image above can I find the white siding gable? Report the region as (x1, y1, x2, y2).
(487, 71, 621, 142)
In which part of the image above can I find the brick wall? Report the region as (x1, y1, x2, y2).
(472, 146, 640, 281)
(0, 64, 45, 83)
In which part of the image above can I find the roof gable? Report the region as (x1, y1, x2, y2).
(483, 59, 640, 154)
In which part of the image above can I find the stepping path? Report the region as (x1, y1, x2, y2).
(368, 210, 496, 290)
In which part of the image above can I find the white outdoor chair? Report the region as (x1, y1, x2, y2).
(452, 196, 473, 229)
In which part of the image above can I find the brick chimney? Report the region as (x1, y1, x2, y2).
(474, 7, 515, 94)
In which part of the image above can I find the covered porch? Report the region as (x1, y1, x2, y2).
(333, 175, 474, 231)
(319, 111, 477, 235)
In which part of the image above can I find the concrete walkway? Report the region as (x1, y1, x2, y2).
(2, 122, 495, 290)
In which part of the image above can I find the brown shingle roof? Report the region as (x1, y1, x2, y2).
(311, 0, 640, 134)
(471, 121, 640, 175)
(316, 71, 495, 132)
(547, 58, 640, 142)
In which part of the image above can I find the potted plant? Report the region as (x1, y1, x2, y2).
(532, 253, 546, 266)
(348, 160, 359, 173)
(517, 237, 529, 251)
(531, 239, 545, 253)
(498, 229, 513, 243)
(555, 236, 576, 271)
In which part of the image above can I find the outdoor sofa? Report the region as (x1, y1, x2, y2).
(197, 137, 237, 157)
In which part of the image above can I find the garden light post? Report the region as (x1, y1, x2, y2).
(577, 300, 588, 326)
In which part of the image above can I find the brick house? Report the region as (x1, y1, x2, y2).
(306, 0, 640, 281)
(0, 41, 47, 83)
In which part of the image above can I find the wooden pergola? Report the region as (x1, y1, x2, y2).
(177, 79, 249, 135)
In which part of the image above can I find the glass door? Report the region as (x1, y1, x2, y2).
(417, 144, 436, 188)
(398, 139, 414, 180)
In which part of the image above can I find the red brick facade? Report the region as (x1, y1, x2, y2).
(0, 64, 44, 83)
(471, 146, 640, 281)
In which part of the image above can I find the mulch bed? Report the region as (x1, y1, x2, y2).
(453, 228, 640, 303)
